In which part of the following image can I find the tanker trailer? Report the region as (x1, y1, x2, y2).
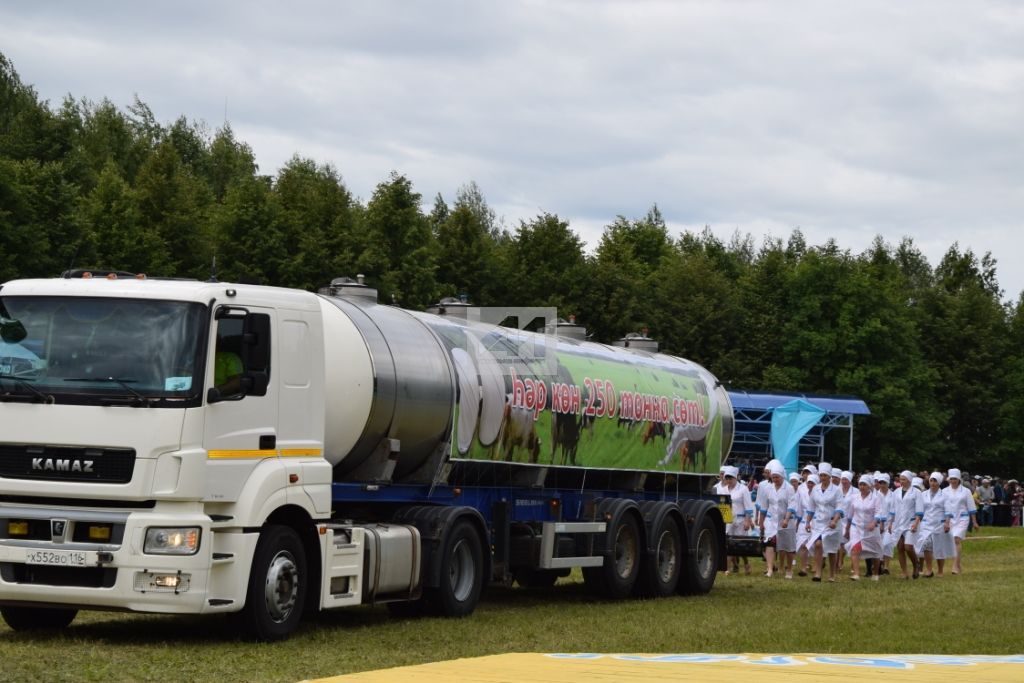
(0, 273, 732, 640)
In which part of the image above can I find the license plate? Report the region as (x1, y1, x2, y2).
(718, 503, 734, 523)
(25, 550, 88, 567)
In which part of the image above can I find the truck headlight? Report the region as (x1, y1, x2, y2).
(144, 527, 201, 555)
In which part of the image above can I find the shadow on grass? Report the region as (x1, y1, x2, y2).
(2, 579, 672, 646)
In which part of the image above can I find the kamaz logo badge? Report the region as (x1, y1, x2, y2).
(31, 458, 94, 473)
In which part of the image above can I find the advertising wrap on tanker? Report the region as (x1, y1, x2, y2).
(412, 312, 734, 475)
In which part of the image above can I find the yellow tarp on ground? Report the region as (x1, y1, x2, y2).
(306, 652, 1024, 682)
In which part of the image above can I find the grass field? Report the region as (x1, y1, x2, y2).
(2, 528, 1022, 682)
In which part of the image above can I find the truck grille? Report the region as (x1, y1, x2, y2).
(0, 445, 136, 484)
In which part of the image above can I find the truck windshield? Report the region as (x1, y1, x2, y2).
(0, 296, 206, 406)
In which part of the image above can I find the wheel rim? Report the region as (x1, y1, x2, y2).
(695, 526, 713, 579)
(449, 538, 475, 602)
(656, 528, 678, 583)
(264, 550, 299, 623)
(613, 522, 638, 578)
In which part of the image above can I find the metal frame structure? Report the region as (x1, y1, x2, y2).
(726, 391, 871, 473)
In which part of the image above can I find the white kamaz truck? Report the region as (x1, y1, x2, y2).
(0, 272, 732, 640)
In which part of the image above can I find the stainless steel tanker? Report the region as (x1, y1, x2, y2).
(318, 282, 734, 483)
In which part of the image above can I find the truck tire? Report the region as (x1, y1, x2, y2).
(0, 606, 77, 631)
(231, 525, 307, 641)
(679, 513, 719, 595)
(424, 519, 484, 617)
(636, 514, 682, 597)
(583, 511, 642, 599)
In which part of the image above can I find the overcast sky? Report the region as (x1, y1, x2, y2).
(3, 1, 1022, 299)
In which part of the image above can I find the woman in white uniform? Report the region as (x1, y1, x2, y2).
(757, 462, 794, 578)
(945, 468, 977, 575)
(795, 468, 817, 576)
(845, 474, 886, 580)
(915, 471, 955, 578)
(874, 473, 895, 573)
(723, 465, 754, 575)
(889, 470, 923, 579)
(835, 470, 855, 572)
(804, 463, 845, 582)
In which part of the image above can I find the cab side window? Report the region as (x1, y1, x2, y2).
(212, 312, 271, 398)
(214, 318, 245, 395)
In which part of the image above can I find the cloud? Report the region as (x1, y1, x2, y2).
(2, 0, 1022, 297)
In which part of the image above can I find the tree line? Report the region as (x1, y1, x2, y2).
(1, 53, 1021, 476)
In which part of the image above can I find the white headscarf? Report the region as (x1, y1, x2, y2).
(929, 471, 944, 486)
(841, 470, 853, 482)
(948, 468, 962, 481)
(912, 477, 925, 491)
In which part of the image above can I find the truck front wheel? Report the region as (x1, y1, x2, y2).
(232, 525, 307, 641)
(0, 606, 77, 631)
(424, 519, 484, 617)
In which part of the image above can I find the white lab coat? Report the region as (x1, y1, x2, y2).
(760, 482, 795, 545)
(889, 486, 924, 554)
(945, 485, 977, 539)
(725, 483, 754, 536)
(845, 490, 886, 559)
(914, 487, 955, 559)
(794, 483, 814, 551)
(806, 483, 845, 554)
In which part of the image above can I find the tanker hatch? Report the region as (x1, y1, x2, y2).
(425, 296, 474, 319)
(320, 275, 378, 302)
(543, 315, 588, 341)
(614, 329, 659, 352)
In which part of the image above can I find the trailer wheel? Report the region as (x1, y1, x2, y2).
(636, 515, 682, 597)
(583, 512, 642, 599)
(232, 525, 307, 641)
(679, 513, 719, 595)
(0, 606, 77, 631)
(425, 519, 484, 617)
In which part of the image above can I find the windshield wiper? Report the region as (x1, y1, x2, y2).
(64, 377, 153, 406)
(0, 374, 55, 404)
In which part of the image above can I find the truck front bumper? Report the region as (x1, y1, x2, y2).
(0, 507, 257, 615)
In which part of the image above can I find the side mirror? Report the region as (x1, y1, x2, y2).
(242, 313, 271, 372)
(0, 317, 27, 343)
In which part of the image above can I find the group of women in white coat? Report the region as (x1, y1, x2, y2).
(746, 463, 976, 581)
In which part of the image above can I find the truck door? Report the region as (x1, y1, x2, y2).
(202, 304, 280, 501)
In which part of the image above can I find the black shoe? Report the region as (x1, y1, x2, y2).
(811, 576, 822, 582)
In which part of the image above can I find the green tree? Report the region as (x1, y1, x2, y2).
(580, 206, 670, 343)
(357, 172, 437, 308)
(917, 246, 1008, 470)
(434, 183, 500, 305)
(211, 174, 286, 285)
(75, 160, 168, 273)
(274, 157, 356, 290)
(499, 212, 587, 317)
(134, 141, 213, 277)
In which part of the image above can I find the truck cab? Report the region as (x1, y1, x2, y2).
(0, 274, 332, 636)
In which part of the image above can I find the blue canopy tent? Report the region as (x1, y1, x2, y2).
(726, 391, 871, 473)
